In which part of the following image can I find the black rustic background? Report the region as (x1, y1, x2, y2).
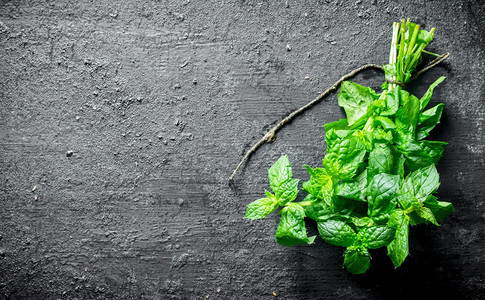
(1, 0, 484, 299)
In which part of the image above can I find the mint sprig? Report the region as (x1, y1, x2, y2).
(244, 19, 454, 274)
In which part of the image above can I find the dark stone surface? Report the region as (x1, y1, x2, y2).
(0, 0, 484, 299)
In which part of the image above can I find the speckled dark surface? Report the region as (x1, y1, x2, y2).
(0, 0, 484, 299)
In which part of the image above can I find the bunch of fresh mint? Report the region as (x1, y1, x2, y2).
(244, 19, 453, 274)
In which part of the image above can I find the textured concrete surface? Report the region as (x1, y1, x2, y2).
(0, 0, 484, 299)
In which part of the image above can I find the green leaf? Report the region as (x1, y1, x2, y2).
(325, 128, 351, 150)
(325, 128, 354, 150)
(275, 178, 299, 205)
(372, 213, 391, 225)
(304, 202, 330, 221)
(324, 118, 349, 132)
(268, 155, 299, 205)
(401, 164, 440, 201)
(343, 246, 371, 274)
(302, 166, 333, 204)
(323, 135, 366, 180)
(317, 220, 357, 247)
(367, 173, 400, 217)
(245, 197, 279, 220)
(338, 81, 379, 126)
(397, 137, 434, 172)
(354, 129, 374, 151)
(416, 28, 434, 44)
(423, 195, 454, 222)
(352, 217, 374, 228)
(416, 103, 444, 140)
(335, 181, 364, 202)
(275, 203, 313, 246)
(333, 196, 368, 217)
(416, 206, 439, 226)
(372, 127, 394, 144)
(374, 116, 396, 129)
(387, 210, 409, 268)
(399, 164, 441, 223)
(349, 111, 374, 130)
(420, 76, 445, 110)
(368, 143, 401, 176)
(381, 89, 399, 116)
(334, 170, 367, 201)
(358, 225, 396, 249)
(268, 154, 292, 191)
(395, 91, 420, 134)
(420, 140, 447, 164)
(303, 196, 331, 221)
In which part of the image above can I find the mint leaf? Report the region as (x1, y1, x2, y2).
(324, 118, 349, 132)
(358, 225, 396, 249)
(338, 81, 379, 126)
(268, 154, 292, 187)
(334, 170, 367, 201)
(397, 137, 434, 172)
(245, 196, 279, 220)
(399, 165, 443, 226)
(343, 246, 371, 274)
(374, 116, 396, 129)
(324, 128, 352, 149)
(302, 194, 331, 221)
(395, 91, 420, 134)
(387, 210, 409, 268)
(380, 89, 399, 116)
(421, 140, 447, 163)
(420, 76, 445, 110)
(317, 220, 357, 247)
(416, 206, 439, 226)
(268, 155, 299, 205)
(423, 195, 454, 222)
(323, 135, 366, 180)
(368, 143, 403, 176)
(302, 166, 333, 203)
(372, 127, 394, 144)
(416, 103, 444, 140)
(275, 203, 314, 246)
(367, 173, 400, 217)
(401, 164, 440, 201)
(275, 178, 299, 205)
(416, 28, 434, 44)
(352, 217, 374, 228)
(333, 196, 368, 216)
(371, 213, 391, 225)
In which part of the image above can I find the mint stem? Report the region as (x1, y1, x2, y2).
(388, 22, 400, 91)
